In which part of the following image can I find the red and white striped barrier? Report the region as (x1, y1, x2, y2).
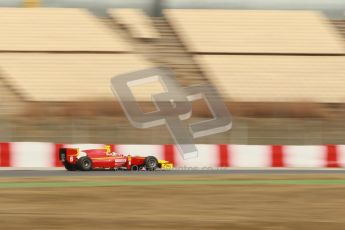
(0, 143, 344, 168)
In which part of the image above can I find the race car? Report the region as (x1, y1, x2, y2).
(59, 145, 173, 171)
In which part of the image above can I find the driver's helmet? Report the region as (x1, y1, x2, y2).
(105, 145, 111, 154)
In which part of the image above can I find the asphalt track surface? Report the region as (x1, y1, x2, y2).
(1, 169, 345, 177)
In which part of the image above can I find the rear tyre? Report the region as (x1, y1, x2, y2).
(63, 162, 77, 171)
(77, 157, 92, 171)
(144, 156, 158, 171)
(130, 165, 139, 171)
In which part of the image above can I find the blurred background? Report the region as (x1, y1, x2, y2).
(0, 0, 344, 145)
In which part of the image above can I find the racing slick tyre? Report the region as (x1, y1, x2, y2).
(77, 157, 92, 171)
(130, 165, 139, 171)
(144, 156, 158, 171)
(63, 162, 77, 171)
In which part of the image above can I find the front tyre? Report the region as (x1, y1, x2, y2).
(77, 157, 93, 171)
(145, 156, 158, 171)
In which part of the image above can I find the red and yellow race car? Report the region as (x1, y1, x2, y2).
(59, 145, 173, 171)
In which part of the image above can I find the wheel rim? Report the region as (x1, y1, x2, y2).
(148, 159, 157, 168)
(83, 161, 90, 168)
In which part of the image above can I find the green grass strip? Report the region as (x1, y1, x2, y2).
(1, 179, 345, 188)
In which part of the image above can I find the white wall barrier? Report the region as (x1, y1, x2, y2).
(0, 142, 344, 168)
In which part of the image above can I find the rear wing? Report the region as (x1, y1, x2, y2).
(59, 148, 79, 162)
